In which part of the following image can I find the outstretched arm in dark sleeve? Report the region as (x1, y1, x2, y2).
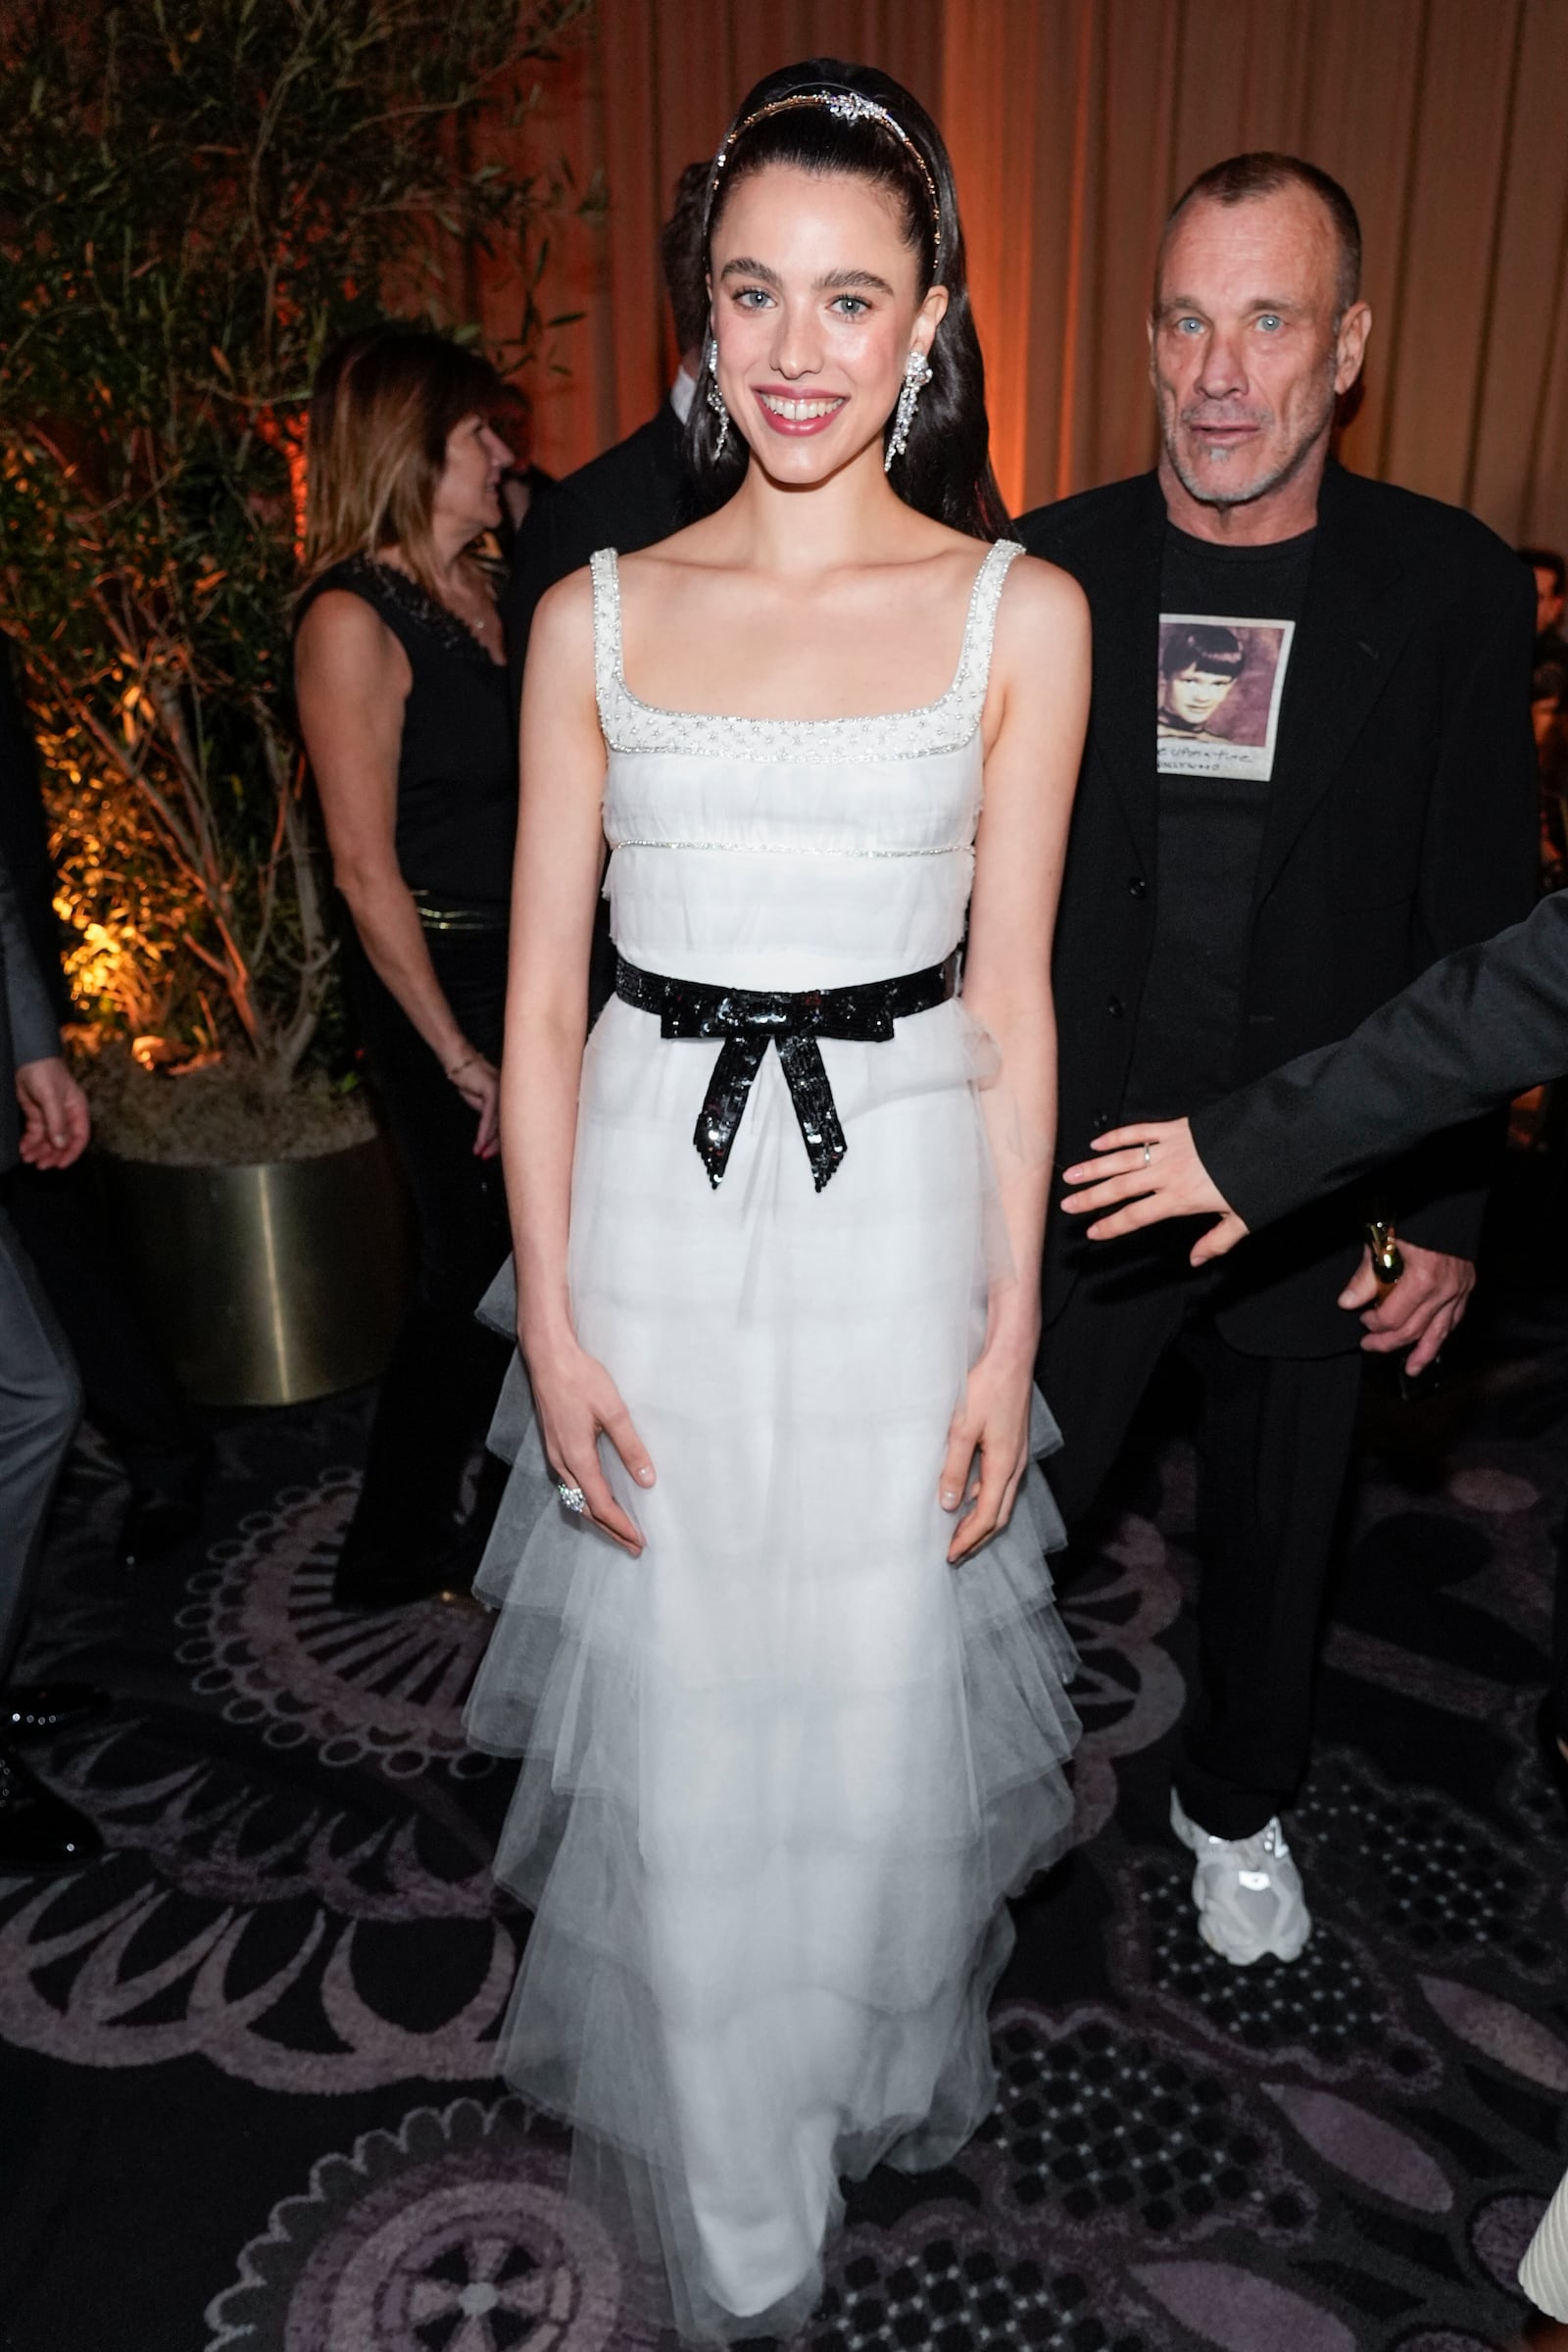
(1058, 888, 1568, 1252)
(1382, 561, 1539, 1262)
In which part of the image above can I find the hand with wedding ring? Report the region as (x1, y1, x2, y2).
(1059, 1116, 1250, 1263)
(524, 1329, 655, 1554)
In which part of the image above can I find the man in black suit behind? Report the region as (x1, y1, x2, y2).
(505, 158, 710, 700)
(505, 160, 710, 1015)
(1018, 154, 1537, 1964)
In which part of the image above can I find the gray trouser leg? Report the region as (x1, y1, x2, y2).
(0, 1199, 82, 1686)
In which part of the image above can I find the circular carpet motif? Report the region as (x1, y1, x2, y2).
(173, 1468, 496, 1778)
(205, 2097, 660, 2351)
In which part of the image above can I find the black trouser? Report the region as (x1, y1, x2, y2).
(3, 1158, 205, 1494)
(0, 1199, 82, 1686)
(1039, 1261, 1364, 1839)
(341, 921, 513, 1569)
(1550, 1522, 1568, 1743)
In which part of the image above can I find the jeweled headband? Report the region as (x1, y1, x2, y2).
(706, 89, 943, 259)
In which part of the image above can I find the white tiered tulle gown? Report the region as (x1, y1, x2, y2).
(466, 537, 1079, 2344)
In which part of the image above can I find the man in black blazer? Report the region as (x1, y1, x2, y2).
(1018, 152, 1537, 1964)
(505, 159, 710, 704)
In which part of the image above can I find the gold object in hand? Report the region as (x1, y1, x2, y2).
(1366, 1218, 1403, 1303)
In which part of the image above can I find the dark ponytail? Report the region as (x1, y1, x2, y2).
(686, 58, 1010, 542)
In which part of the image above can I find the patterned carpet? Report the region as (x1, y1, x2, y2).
(5, 1181, 1568, 2352)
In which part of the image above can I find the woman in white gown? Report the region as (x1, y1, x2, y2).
(465, 58, 1091, 2343)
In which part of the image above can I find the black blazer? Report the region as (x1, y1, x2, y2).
(1195, 889, 1568, 1230)
(0, 638, 70, 1029)
(1018, 463, 1538, 1355)
(505, 399, 688, 725)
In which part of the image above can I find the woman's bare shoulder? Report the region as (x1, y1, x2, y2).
(293, 584, 407, 685)
(520, 567, 600, 725)
(991, 548, 1090, 668)
(979, 554, 1090, 754)
(528, 564, 598, 658)
(998, 547, 1089, 624)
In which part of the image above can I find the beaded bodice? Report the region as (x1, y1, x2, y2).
(591, 539, 1022, 993)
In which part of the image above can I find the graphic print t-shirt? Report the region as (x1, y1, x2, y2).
(1121, 523, 1314, 1120)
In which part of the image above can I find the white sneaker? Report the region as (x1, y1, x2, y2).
(1169, 1790, 1312, 1966)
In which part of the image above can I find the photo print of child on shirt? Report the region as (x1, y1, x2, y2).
(1156, 615, 1296, 780)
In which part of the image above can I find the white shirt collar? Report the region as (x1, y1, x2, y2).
(669, 359, 699, 425)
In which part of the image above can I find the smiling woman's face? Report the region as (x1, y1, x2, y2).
(707, 162, 947, 488)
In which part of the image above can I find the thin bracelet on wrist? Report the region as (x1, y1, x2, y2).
(444, 1047, 480, 1083)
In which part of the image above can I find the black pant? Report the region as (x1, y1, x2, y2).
(1039, 1262, 1363, 1838)
(0, 1200, 82, 1684)
(1550, 1520, 1568, 1742)
(341, 922, 514, 1567)
(3, 1158, 204, 1494)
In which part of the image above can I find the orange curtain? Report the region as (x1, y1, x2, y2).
(489, 0, 1568, 551)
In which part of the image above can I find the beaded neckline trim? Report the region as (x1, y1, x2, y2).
(592, 539, 1023, 763)
(334, 554, 505, 677)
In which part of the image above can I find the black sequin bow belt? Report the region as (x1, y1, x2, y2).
(614, 950, 961, 1193)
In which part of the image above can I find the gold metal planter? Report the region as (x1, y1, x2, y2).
(100, 1135, 412, 1407)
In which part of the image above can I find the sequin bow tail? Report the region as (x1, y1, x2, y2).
(693, 1014, 855, 1191)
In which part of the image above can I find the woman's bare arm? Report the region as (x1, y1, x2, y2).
(502, 569, 653, 1550)
(943, 555, 1090, 1561)
(295, 591, 499, 1151)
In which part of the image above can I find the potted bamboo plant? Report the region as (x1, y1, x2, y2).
(0, 0, 586, 1403)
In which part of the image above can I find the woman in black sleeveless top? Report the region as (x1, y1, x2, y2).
(295, 327, 517, 1606)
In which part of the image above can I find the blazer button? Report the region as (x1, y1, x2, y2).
(1106, 996, 1124, 1018)
(1127, 876, 1148, 899)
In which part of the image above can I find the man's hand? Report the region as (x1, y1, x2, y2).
(16, 1056, 91, 1170)
(1059, 1116, 1250, 1263)
(1338, 1238, 1473, 1374)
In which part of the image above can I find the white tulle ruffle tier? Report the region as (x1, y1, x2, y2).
(466, 1252, 1077, 2346)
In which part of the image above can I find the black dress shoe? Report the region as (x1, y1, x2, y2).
(118, 1489, 204, 1569)
(5, 1683, 113, 1740)
(331, 1521, 488, 1611)
(0, 1743, 103, 1875)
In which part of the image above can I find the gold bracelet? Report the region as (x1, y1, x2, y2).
(444, 1048, 480, 1083)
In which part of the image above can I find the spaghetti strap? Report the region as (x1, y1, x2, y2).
(950, 538, 1025, 710)
(588, 546, 623, 732)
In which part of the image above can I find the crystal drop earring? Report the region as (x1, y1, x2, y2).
(885, 347, 934, 472)
(706, 336, 731, 458)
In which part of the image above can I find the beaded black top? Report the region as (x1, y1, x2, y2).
(295, 554, 514, 908)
